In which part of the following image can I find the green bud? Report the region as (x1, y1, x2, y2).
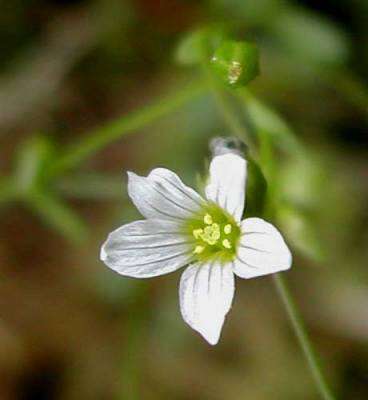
(211, 40, 259, 88)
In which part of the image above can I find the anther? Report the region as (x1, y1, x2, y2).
(222, 239, 232, 249)
(203, 214, 213, 225)
(193, 245, 205, 254)
(224, 224, 232, 234)
(193, 228, 203, 239)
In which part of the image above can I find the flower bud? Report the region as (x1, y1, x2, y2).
(211, 41, 259, 88)
(210, 136, 247, 157)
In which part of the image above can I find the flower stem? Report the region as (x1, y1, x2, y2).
(49, 79, 206, 177)
(198, 35, 257, 154)
(273, 273, 337, 400)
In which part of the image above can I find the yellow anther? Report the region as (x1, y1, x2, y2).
(224, 224, 232, 235)
(193, 245, 205, 254)
(203, 214, 213, 225)
(192, 228, 203, 239)
(222, 239, 232, 249)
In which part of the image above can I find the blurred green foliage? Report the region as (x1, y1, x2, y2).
(0, 0, 367, 399)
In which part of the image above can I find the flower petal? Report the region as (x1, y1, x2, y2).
(179, 261, 234, 345)
(128, 169, 204, 221)
(101, 219, 193, 278)
(233, 218, 292, 279)
(205, 154, 247, 221)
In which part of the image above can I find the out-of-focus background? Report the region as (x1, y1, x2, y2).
(0, 0, 367, 399)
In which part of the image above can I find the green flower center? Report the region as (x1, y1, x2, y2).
(185, 203, 240, 263)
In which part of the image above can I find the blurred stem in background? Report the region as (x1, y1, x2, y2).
(56, 173, 125, 200)
(273, 274, 336, 400)
(198, 32, 337, 399)
(255, 106, 337, 400)
(118, 289, 150, 400)
(49, 79, 207, 176)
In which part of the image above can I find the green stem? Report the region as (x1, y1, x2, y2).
(211, 86, 254, 146)
(117, 287, 149, 400)
(273, 274, 337, 400)
(56, 173, 125, 200)
(50, 79, 206, 176)
(198, 33, 335, 399)
(199, 35, 256, 154)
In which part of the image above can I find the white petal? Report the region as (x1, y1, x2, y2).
(205, 154, 247, 221)
(179, 261, 234, 345)
(101, 219, 193, 278)
(233, 218, 292, 279)
(128, 169, 204, 221)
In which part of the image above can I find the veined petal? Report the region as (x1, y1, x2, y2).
(205, 154, 247, 221)
(128, 169, 204, 221)
(148, 168, 204, 208)
(233, 218, 292, 279)
(101, 219, 193, 278)
(179, 261, 234, 345)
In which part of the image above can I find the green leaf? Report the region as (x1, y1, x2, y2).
(270, 7, 350, 67)
(211, 0, 281, 26)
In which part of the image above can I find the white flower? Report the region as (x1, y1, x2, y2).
(101, 152, 292, 345)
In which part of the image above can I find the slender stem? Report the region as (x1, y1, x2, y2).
(198, 35, 256, 154)
(56, 173, 125, 200)
(273, 274, 337, 400)
(198, 33, 335, 399)
(50, 79, 206, 176)
(211, 87, 253, 145)
(118, 287, 149, 400)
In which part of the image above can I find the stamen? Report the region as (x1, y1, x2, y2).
(203, 214, 213, 225)
(193, 245, 205, 254)
(192, 228, 203, 239)
(189, 206, 240, 261)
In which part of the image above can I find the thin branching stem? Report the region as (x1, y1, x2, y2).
(50, 79, 207, 177)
